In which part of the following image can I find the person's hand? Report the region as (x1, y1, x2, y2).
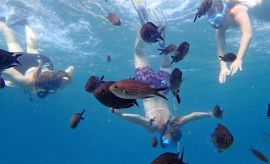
(229, 58, 243, 76)
(219, 62, 230, 84)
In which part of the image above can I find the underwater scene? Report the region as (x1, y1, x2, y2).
(0, 0, 270, 163)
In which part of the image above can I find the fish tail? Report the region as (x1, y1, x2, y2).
(80, 109, 86, 118)
(155, 88, 168, 100)
(134, 100, 140, 108)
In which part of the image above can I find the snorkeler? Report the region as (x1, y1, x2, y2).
(113, 0, 218, 148)
(202, 0, 262, 83)
(0, 21, 74, 98)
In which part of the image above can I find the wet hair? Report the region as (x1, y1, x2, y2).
(35, 70, 70, 98)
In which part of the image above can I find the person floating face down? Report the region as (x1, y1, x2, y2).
(0, 21, 74, 99)
(205, 0, 261, 83)
(113, 0, 217, 149)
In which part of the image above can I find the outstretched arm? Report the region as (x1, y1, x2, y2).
(229, 5, 252, 75)
(216, 28, 230, 84)
(114, 111, 159, 132)
(172, 112, 213, 128)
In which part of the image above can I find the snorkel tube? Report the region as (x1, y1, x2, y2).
(208, 1, 228, 29)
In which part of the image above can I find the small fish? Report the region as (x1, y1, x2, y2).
(140, 22, 164, 44)
(213, 105, 223, 119)
(107, 13, 121, 26)
(109, 79, 168, 100)
(70, 109, 86, 129)
(267, 104, 270, 119)
(158, 44, 177, 55)
(0, 76, 5, 89)
(152, 147, 187, 164)
(211, 124, 233, 152)
(85, 75, 105, 93)
(93, 81, 139, 110)
(250, 147, 269, 163)
(170, 68, 183, 104)
(151, 137, 158, 148)
(171, 41, 190, 65)
(194, 0, 213, 22)
(0, 49, 22, 71)
(219, 53, 237, 62)
(106, 55, 111, 62)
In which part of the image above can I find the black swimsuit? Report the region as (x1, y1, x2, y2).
(13, 53, 53, 74)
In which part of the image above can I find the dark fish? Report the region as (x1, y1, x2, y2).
(0, 76, 5, 89)
(107, 13, 121, 26)
(93, 81, 139, 109)
(158, 44, 177, 55)
(151, 137, 158, 148)
(106, 55, 111, 62)
(211, 124, 233, 152)
(170, 68, 183, 104)
(140, 22, 164, 44)
(70, 109, 86, 129)
(194, 0, 213, 22)
(109, 79, 168, 100)
(171, 41, 190, 65)
(213, 105, 223, 119)
(152, 147, 186, 164)
(250, 147, 269, 163)
(85, 75, 105, 93)
(0, 49, 22, 71)
(267, 104, 270, 119)
(219, 53, 237, 62)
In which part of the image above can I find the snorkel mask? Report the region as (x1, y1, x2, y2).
(207, 0, 228, 29)
(160, 118, 182, 148)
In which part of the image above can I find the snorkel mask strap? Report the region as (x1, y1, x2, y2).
(208, 2, 228, 29)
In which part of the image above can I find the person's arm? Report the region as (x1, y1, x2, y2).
(216, 28, 230, 83)
(114, 111, 159, 132)
(229, 5, 252, 75)
(172, 112, 213, 128)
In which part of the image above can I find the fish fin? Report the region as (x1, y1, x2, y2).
(170, 59, 174, 65)
(81, 117, 85, 120)
(155, 92, 168, 100)
(100, 75, 104, 81)
(148, 22, 157, 28)
(194, 15, 198, 22)
(176, 94, 181, 104)
(155, 87, 169, 91)
(80, 109, 86, 118)
(123, 89, 128, 95)
(134, 100, 140, 108)
(143, 96, 154, 99)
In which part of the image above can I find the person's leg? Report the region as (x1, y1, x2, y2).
(134, 32, 148, 68)
(25, 25, 39, 54)
(0, 22, 23, 52)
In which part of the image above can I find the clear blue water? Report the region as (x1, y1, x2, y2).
(0, 0, 270, 163)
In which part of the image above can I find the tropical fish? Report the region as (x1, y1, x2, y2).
(250, 147, 269, 163)
(93, 81, 139, 109)
(267, 104, 270, 119)
(0, 49, 22, 71)
(107, 13, 121, 26)
(70, 109, 86, 129)
(213, 105, 223, 119)
(151, 137, 158, 148)
(140, 22, 164, 43)
(219, 53, 237, 62)
(0, 76, 5, 89)
(158, 44, 177, 55)
(85, 75, 105, 93)
(171, 41, 190, 65)
(211, 124, 233, 152)
(170, 68, 183, 104)
(152, 147, 187, 164)
(109, 79, 168, 100)
(194, 0, 213, 22)
(107, 55, 111, 62)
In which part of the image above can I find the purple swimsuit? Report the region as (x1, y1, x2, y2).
(135, 66, 170, 90)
